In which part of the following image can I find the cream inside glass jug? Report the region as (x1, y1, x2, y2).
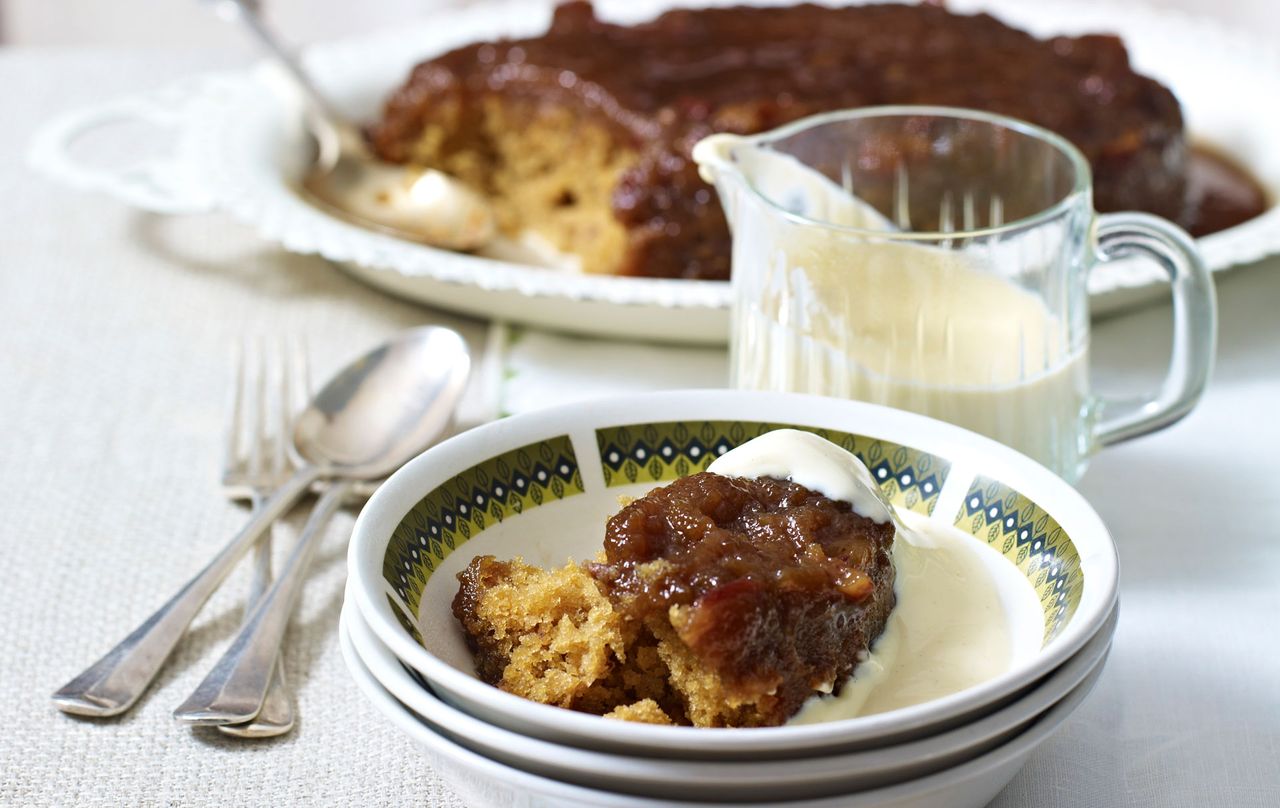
(735, 238, 1089, 474)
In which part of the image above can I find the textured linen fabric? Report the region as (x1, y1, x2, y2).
(2, 48, 1279, 808)
(0, 49, 484, 808)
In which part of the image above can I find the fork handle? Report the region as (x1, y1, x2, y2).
(172, 480, 353, 725)
(218, 497, 294, 738)
(51, 465, 323, 718)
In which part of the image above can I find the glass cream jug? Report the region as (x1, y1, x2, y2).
(693, 107, 1216, 481)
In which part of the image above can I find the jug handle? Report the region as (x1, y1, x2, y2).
(1090, 212, 1217, 446)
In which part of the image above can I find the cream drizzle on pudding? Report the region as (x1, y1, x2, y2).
(708, 429, 1043, 723)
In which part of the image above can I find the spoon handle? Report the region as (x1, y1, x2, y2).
(206, 0, 332, 116)
(51, 465, 322, 718)
(204, 0, 354, 165)
(172, 481, 355, 725)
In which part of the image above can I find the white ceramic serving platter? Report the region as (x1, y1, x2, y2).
(28, 0, 1280, 343)
(347, 390, 1119, 758)
(344, 592, 1116, 802)
(341, 612, 1106, 808)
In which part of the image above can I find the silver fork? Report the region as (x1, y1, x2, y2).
(214, 338, 309, 738)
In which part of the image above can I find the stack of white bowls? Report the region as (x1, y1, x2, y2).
(343, 392, 1120, 808)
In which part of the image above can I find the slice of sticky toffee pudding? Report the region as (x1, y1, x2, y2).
(451, 430, 897, 727)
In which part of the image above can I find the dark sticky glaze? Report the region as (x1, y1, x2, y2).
(1184, 145, 1269, 237)
(589, 472, 895, 702)
(452, 555, 517, 685)
(370, 2, 1266, 279)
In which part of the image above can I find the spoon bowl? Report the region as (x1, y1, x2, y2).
(295, 325, 470, 477)
(300, 129, 496, 252)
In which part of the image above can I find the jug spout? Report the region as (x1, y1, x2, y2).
(692, 133, 750, 230)
(692, 133, 748, 185)
(696, 129, 899, 233)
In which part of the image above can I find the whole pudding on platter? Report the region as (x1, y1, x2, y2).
(367, 1, 1267, 280)
(451, 429, 1040, 728)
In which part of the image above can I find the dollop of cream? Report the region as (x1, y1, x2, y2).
(707, 428, 892, 523)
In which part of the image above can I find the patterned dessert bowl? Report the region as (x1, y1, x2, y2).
(346, 390, 1119, 759)
(341, 606, 1108, 808)
(343, 588, 1115, 801)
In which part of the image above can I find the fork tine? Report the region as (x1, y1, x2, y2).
(246, 338, 267, 486)
(270, 338, 290, 484)
(293, 335, 312, 406)
(222, 341, 252, 495)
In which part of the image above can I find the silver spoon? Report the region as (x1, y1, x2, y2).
(207, 0, 495, 251)
(52, 326, 471, 718)
(173, 480, 354, 727)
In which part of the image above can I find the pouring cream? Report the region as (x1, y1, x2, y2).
(708, 429, 1043, 722)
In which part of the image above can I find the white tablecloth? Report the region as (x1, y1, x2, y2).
(1, 48, 1278, 807)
